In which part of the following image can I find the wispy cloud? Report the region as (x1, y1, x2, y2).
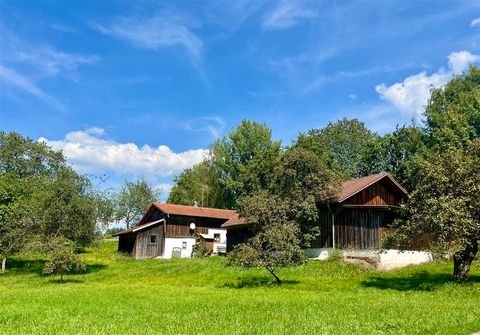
(11, 48, 99, 76)
(375, 50, 480, 119)
(39, 128, 209, 177)
(1, 28, 99, 77)
(0, 64, 65, 111)
(183, 116, 226, 139)
(90, 13, 203, 62)
(262, 0, 317, 30)
(470, 17, 480, 27)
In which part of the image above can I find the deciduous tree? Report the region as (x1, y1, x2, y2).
(394, 140, 480, 281)
(115, 179, 160, 228)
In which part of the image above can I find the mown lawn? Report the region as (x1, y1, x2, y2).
(0, 239, 479, 335)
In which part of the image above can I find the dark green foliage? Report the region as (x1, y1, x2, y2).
(33, 167, 97, 247)
(192, 238, 210, 258)
(392, 67, 480, 281)
(211, 119, 281, 208)
(229, 148, 340, 282)
(394, 139, 480, 281)
(0, 131, 65, 178)
(295, 118, 384, 178)
(382, 124, 427, 191)
(425, 66, 480, 148)
(272, 147, 340, 245)
(0, 132, 101, 272)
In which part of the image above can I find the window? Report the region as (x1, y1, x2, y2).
(214, 233, 221, 242)
(182, 241, 187, 249)
(149, 235, 157, 244)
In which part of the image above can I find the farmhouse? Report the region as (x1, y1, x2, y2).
(115, 203, 236, 259)
(223, 172, 408, 253)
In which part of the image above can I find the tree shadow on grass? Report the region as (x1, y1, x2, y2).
(6, 259, 45, 274)
(362, 271, 480, 291)
(48, 278, 85, 284)
(5, 259, 107, 276)
(222, 276, 300, 289)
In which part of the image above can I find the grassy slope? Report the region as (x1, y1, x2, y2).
(0, 239, 479, 335)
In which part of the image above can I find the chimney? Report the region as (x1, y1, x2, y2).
(193, 200, 198, 207)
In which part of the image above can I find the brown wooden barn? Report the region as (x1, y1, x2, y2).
(114, 203, 237, 259)
(222, 172, 408, 251)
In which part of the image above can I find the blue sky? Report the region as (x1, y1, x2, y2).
(1, 0, 479, 198)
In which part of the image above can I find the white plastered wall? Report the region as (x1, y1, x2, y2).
(163, 237, 196, 259)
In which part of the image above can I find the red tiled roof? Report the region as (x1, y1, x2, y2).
(221, 213, 246, 228)
(337, 172, 407, 202)
(153, 202, 236, 220)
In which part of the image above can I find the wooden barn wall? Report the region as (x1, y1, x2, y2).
(314, 208, 397, 249)
(342, 181, 403, 206)
(334, 209, 381, 249)
(226, 227, 254, 252)
(166, 215, 225, 238)
(133, 224, 165, 259)
(311, 208, 333, 248)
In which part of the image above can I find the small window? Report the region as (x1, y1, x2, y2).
(182, 241, 187, 249)
(149, 235, 157, 244)
(214, 233, 221, 242)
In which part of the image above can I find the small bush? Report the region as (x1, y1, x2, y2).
(42, 237, 86, 282)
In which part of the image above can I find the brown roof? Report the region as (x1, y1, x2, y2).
(221, 213, 246, 228)
(113, 219, 165, 236)
(153, 202, 236, 220)
(337, 172, 407, 202)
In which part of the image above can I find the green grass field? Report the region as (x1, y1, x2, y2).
(0, 239, 479, 335)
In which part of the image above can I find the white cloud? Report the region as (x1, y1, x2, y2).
(39, 128, 209, 178)
(470, 17, 480, 27)
(375, 50, 480, 118)
(263, 0, 317, 30)
(0, 64, 65, 111)
(448, 50, 480, 74)
(90, 14, 203, 60)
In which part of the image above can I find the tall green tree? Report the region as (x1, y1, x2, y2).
(382, 125, 427, 191)
(295, 118, 384, 178)
(211, 119, 281, 208)
(0, 174, 31, 272)
(168, 161, 226, 208)
(0, 132, 105, 271)
(115, 179, 160, 228)
(394, 140, 480, 281)
(425, 66, 480, 149)
(32, 167, 98, 247)
(228, 147, 340, 282)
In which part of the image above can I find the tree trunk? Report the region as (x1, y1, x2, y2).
(60, 272, 64, 283)
(266, 267, 281, 284)
(1, 256, 6, 273)
(453, 241, 478, 281)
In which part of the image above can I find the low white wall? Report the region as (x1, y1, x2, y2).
(305, 248, 433, 270)
(305, 248, 334, 260)
(163, 237, 196, 259)
(377, 249, 433, 270)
